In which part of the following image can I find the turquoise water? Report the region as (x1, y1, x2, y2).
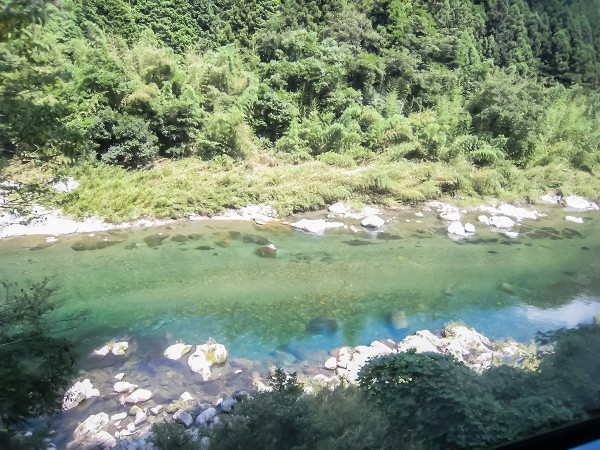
(1, 206, 598, 360)
(1, 205, 599, 443)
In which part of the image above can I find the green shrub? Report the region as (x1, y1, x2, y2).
(150, 422, 199, 450)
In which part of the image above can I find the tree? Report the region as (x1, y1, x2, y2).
(0, 280, 80, 446)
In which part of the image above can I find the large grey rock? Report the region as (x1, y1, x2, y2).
(173, 409, 193, 428)
(195, 408, 217, 427)
(220, 396, 236, 413)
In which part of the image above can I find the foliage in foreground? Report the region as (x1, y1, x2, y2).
(0, 280, 79, 448)
(151, 323, 600, 450)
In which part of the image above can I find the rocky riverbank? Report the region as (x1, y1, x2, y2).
(54, 324, 539, 450)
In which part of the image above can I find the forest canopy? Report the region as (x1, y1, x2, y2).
(1, 0, 599, 217)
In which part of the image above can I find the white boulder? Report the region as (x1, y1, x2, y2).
(62, 379, 100, 411)
(565, 216, 584, 224)
(164, 343, 193, 360)
(113, 381, 138, 393)
(464, 223, 476, 233)
(187, 343, 228, 381)
(67, 413, 115, 450)
(124, 389, 152, 404)
(489, 216, 515, 229)
(438, 204, 461, 222)
(93, 345, 111, 357)
(447, 221, 467, 237)
(324, 357, 337, 370)
(361, 215, 385, 229)
(564, 195, 598, 210)
(478, 215, 490, 225)
(291, 219, 344, 235)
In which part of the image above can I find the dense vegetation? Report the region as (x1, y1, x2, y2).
(1, 0, 599, 218)
(0, 280, 78, 449)
(151, 323, 600, 450)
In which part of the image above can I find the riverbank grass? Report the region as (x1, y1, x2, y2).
(3, 156, 599, 222)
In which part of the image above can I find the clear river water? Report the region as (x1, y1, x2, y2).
(1, 204, 599, 444)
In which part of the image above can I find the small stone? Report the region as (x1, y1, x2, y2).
(150, 405, 164, 416)
(478, 215, 490, 226)
(464, 223, 476, 233)
(110, 412, 127, 422)
(126, 423, 136, 433)
(129, 405, 141, 416)
(134, 411, 147, 425)
(180, 391, 194, 402)
(114, 373, 125, 381)
(166, 403, 179, 414)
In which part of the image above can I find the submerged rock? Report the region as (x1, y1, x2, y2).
(143, 234, 169, 247)
(241, 233, 270, 245)
(306, 318, 338, 334)
(257, 243, 277, 257)
(565, 216, 584, 224)
(343, 239, 376, 246)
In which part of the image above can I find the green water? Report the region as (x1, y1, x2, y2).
(2, 205, 600, 443)
(1, 206, 599, 361)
